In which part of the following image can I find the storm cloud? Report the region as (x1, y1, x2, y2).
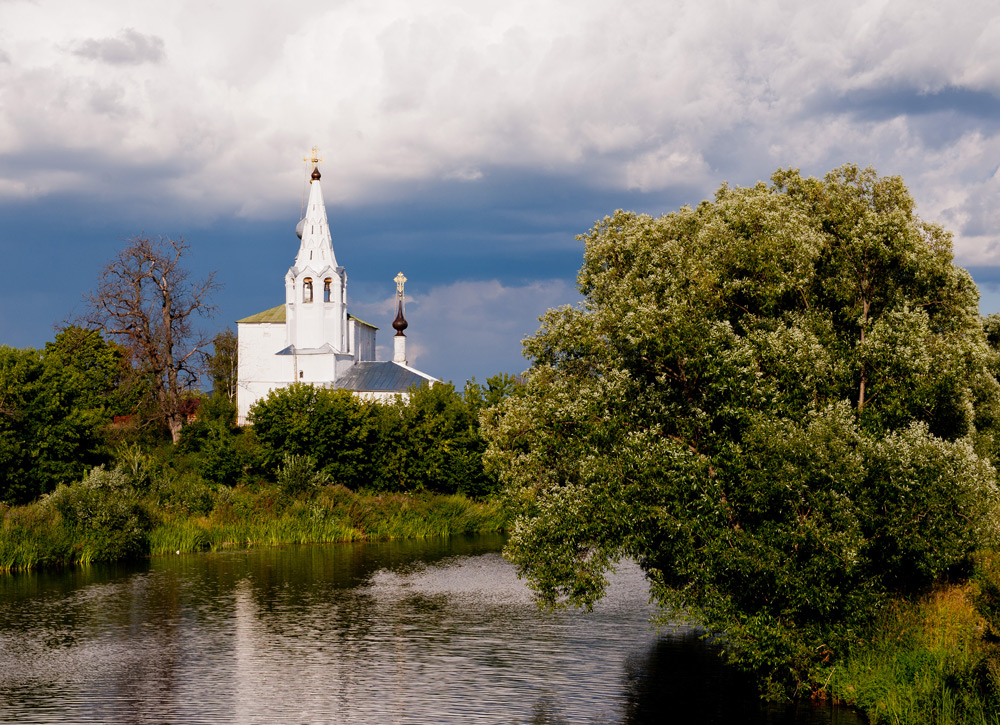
(2, 0, 1000, 380)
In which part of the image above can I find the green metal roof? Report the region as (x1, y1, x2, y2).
(237, 306, 379, 329)
(237, 304, 285, 324)
(348, 313, 377, 330)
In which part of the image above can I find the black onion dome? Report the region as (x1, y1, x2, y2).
(311, 165, 321, 181)
(392, 298, 408, 335)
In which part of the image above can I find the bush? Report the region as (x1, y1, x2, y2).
(276, 453, 330, 496)
(249, 381, 503, 496)
(47, 465, 151, 562)
(198, 423, 244, 485)
(372, 382, 497, 495)
(249, 384, 378, 487)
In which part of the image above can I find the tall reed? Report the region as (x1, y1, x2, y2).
(826, 576, 1000, 724)
(2, 479, 509, 570)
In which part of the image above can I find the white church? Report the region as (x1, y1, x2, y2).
(236, 158, 438, 424)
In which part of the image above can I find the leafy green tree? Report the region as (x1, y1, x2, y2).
(464, 372, 520, 418)
(482, 165, 1000, 695)
(0, 328, 130, 504)
(207, 328, 238, 404)
(375, 382, 490, 495)
(44, 326, 134, 414)
(0, 347, 48, 503)
(248, 384, 378, 488)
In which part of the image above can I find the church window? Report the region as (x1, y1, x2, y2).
(324, 279, 332, 302)
(303, 278, 313, 303)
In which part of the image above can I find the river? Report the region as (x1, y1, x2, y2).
(0, 534, 864, 724)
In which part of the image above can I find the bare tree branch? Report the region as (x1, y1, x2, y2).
(82, 235, 221, 444)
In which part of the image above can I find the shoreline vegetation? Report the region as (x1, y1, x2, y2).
(0, 369, 519, 573)
(2, 460, 998, 723)
(0, 469, 508, 572)
(827, 561, 1000, 723)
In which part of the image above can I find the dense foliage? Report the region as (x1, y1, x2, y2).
(246, 376, 515, 496)
(0, 320, 513, 508)
(481, 165, 1000, 694)
(0, 369, 515, 570)
(0, 454, 508, 571)
(0, 327, 131, 504)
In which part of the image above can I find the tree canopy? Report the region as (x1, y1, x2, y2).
(247, 379, 510, 496)
(482, 164, 1000, 694)
(0, 327, 129, 504)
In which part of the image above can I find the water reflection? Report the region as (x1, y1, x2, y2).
(0, 535, 864, 724)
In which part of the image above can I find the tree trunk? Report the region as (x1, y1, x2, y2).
(858, 296, 870, 412)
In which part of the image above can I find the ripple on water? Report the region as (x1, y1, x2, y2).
(0, 541, 864, 725)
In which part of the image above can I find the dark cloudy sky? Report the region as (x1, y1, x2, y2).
(2, 0, 1000, 385)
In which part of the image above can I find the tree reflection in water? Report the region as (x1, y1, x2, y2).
(0, 537, 865, 724)
(621, 630, 864, 725)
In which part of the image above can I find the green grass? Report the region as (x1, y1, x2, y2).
(148, 485, 508, 556)
(0, 483, 509, 571)
(824, 569, 1000, 724)
(0, 501, 74, 571)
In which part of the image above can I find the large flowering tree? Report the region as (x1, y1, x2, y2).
(482, 165, 1000, 694)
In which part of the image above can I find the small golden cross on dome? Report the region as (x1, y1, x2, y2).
(303, 146, 323, 166)
(394, 272, 407, 297)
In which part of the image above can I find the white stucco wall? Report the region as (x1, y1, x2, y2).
(237, 321, 366, 424)
(237, 321, 295, 424)
(350, 320, 377, 362)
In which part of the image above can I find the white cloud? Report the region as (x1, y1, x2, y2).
(71, 28, 165, 66)
(0, 0, 999, 258)
(351, 278, 577, 384)
(624, 143, 712, 192)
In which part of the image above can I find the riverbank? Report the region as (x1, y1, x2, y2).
(4, 465, 998, 723)
(149, 485, 508, 557)
(0, 470, 509, 572)
(820, 553, 1000, 724)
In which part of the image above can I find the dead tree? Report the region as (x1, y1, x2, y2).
(84, 235, 220, 444)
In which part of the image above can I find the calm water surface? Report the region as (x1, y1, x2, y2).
(0, 535, 864, 724)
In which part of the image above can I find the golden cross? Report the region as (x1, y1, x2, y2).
(394, 272, 407, 297)
(303, 146, 322, 166)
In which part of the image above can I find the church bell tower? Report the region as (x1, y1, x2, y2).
(284, 149, 348, 352)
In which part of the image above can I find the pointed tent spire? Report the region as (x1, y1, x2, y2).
(295, 147, 337, 269)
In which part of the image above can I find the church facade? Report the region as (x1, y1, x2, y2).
(236, 161, 437, 424)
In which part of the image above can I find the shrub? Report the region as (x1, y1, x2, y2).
(47, 465, 151, 562)
(276, 453, 330, 496)
(249, 384, 378, 487)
